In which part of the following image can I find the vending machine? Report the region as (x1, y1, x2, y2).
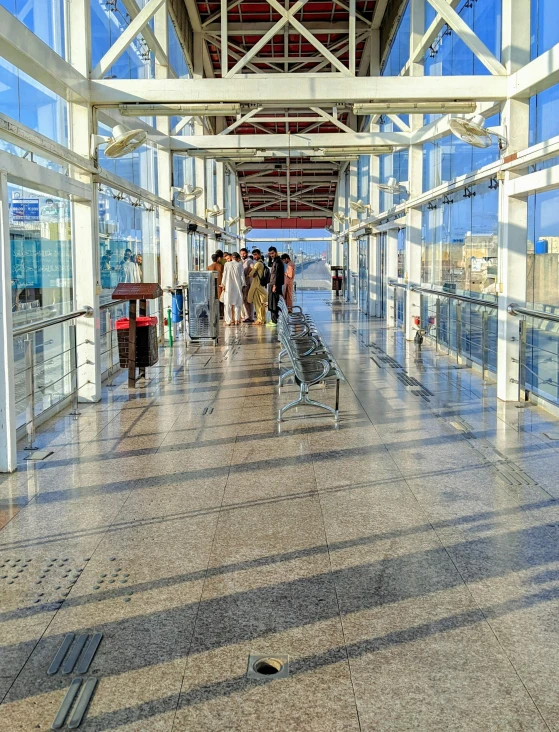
(187, 271, 219, 343)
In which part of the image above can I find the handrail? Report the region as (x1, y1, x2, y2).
(508, 303, 559, 324)
(412, 285, 498, 309)
(388, 279, 407, 289)
(13, 308, 92, 338)
(100, 299, 128, 310)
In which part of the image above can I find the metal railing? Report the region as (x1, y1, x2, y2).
(14, 308, 92, 451)
(507, 303, 559, 404)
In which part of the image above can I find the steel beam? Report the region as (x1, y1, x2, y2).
(170, 132, 409, 150)
(91, 75, 509, 105)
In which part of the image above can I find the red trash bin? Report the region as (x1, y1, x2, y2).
(116, 316, 159, 368)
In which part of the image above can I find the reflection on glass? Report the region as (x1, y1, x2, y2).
(421, 181, 498, 299)
(8, 184, 72, 325)
(98, 186, 159, 305)
(397, 227, 406, 278)
(0, 0, 66, 57)
(188, 232, 207, 271)
(525, 189, 559, 405)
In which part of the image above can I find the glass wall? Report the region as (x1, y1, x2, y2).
(8, 184, 72, 324)
(168, 17, 190, 78)
(97, 122, 159, 195)
(91, 0, 155, 80)
(379, 118, 409, 211)
(424, 0, 502, 76)
(98, 185, 158, 304)
(421, 180, 499, 297)
(381, 1, 410, 75)
(0, 0, 66, 57)
(420, 180, 498, 372)
(188, 231, 207, 271)
(423, 113, 501, 192)
(0, 60, 68, 146)
(525, 188, 559, 404)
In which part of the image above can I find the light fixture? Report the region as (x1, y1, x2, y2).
(320, 147, 394, 155)
(119, 103, 241, 117)
(241, 225, 252, 234)
(90, 125, 147, 159)
(206, 204, 226, 218)
(350, 199, 373, 214)
(449, 115, 508, 150)
(172, 184, 204, 202)
(353, 102, 477, 115)
(226, 215, 240, 226)
(378, 177, 408, 195)
(334, 212, 348, 223)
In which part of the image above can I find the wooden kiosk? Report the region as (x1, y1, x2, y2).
(112, 282, 163, 387)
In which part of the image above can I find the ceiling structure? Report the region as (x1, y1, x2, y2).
(89, 0, 509, 230)
(180, 0, 391, 228)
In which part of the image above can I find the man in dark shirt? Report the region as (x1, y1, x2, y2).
(267, 246, 284, 326)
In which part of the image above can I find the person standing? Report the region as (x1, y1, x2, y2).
(240, 247, 254, 322)
(215, 249, 227, 268)
(222, 252, 244, 325)
(208, 253, 224, 317)
(267, 246, 284, 326)
(281, 253, 295, 312)
(247, 249, 268, 325)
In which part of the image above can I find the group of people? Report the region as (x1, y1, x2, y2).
(101, 248, 143, 286)
(208, 246, 295, 327)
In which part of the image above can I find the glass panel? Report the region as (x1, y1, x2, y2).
(531, 0, 559, 60)
(98, 185, 158, 305)
(0, 58, 69, 146)
(397, 227, 406, 278)
(9, 184, 73, 325)
(0, 0, 66, 57)
(424, 0, 501, 76)
(97, 123, 159, 195)
(168, 16, 190, 78)
(381, 2, 410, 76)
(91, 0, 155, 79)
(14, 322, 74, 430)
(358, 237, 368, 313)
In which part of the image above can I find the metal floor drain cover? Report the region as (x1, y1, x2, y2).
(247, 654, 289, 679)
(24, 450, 54, 461)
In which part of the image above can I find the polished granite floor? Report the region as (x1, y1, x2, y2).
(2, 292, 559, 730)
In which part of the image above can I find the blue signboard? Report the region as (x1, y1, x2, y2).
(11, 199, 40, 222)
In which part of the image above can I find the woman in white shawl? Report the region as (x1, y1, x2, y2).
(221, 252, 245, 325)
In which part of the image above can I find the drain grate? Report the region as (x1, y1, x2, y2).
(247, 653, 289, 680)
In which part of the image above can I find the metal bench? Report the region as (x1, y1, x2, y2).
(276, 297, 343, 422)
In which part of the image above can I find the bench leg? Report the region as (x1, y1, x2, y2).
(278, 384, 338, 422)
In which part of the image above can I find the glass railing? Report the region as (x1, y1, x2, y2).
(416, 286, 498, 377)
(508, 304, 559, 407)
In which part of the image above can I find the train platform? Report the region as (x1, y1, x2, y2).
(1, 292, 559, 731)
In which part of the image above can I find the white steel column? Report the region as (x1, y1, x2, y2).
(386, 228, 398, 328)
(497, 0, 531, 401)
(404, 0, 424, 340)
(0, 171, 17, 472)
(155, 4, 175, 316)
(68, 0, 101, 402)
